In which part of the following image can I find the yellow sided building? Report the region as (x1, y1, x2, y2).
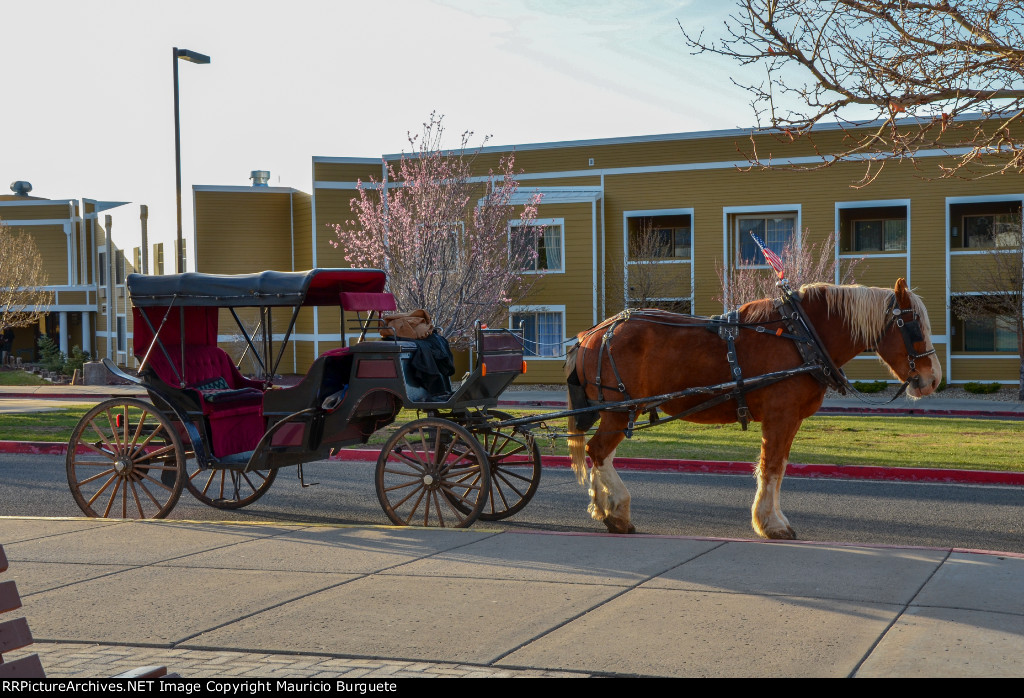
(192, 125, 1024, 387)
(6, 121, 1021, 387)
(0, 183, 145, 367)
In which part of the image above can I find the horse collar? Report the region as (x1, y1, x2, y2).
(773, 292, 849, 394)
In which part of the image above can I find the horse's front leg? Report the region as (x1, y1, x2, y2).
(751, 417, 802, 540)
(586, 413, 634, 534)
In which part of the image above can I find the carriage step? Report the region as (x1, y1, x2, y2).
(208, 451, 256, 469)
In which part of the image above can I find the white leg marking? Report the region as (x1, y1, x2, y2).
(588, 449, 631, 524)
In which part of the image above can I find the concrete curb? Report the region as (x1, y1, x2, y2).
(10, 440, 1022, 487)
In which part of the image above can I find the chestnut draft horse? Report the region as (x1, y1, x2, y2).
(564, 279, 941, 540)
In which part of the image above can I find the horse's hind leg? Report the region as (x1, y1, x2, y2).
(586, 413, 634, 534)
(751, 417, 801, 540)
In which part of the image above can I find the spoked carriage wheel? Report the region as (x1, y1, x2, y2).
(459, 410, 542, 521)
(66, 398, 185, 519)
(185, 462, 277, 509)
(375, 418, 491, 527)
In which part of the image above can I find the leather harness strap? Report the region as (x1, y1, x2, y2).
(710, 310, 751, 430)
(772, 289, 849, 394)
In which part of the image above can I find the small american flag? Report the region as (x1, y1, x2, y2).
(749, 232, 786, 279)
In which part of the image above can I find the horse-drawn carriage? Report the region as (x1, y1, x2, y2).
(66, 268, 541, 527)
(65, 263, 941, 541)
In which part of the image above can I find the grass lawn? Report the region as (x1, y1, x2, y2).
(0, 369, 49, 386)
(4, 405, 1021, 472)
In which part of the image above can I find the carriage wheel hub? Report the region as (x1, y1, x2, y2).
(422, 474, 435, 486)
(114, 457, 133, 475)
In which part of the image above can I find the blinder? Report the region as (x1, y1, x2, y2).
(879, 294, 936, 376)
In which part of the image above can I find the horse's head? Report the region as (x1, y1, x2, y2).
(874, 278, 941, 398)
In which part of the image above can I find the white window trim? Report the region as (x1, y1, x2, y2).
(622, 209, 695, 265)
(836, 199, 910, 262)
(835, 199, 911, 259)
(509, 304, 566, 360)
(509, 218, 565, 274)
(950, 291, 1019, 356)
(622, 208, 695, 312)
(724, 206, 801, 270)
(944, 194, 1024, 383)
(951, 248, 1019, 257)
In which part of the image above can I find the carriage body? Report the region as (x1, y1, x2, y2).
(65, 268, 540, 526)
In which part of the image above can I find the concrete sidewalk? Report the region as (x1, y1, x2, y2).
(2, 517, 1022, 678)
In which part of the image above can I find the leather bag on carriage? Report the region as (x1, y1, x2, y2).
(380, 309, 434, 340)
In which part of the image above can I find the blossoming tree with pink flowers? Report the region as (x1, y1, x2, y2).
(330, 114, 543, 350)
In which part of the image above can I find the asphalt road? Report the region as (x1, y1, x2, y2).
(2, 452, 1022, 553)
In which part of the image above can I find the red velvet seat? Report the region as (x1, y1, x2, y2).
(146, 345, 265, 457)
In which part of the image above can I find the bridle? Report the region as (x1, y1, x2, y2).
(874, 293, 937, 385)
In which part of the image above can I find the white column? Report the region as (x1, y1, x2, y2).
(59, 311, 69, 355)
(81, 312, 92, 355)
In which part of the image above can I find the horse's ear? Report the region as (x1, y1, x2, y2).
(895, 278, 909, 296)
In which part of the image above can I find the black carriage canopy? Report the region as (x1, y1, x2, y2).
(126, 268, 388, 307)
(129, 269, 391, 381)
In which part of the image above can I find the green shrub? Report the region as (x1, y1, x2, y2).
(37, 335, 66, 374)
(963, 382, 1001, 394)
(936, 378, 947, 392)
(851, 380, 888, 393)
(65, 345, 91, 375)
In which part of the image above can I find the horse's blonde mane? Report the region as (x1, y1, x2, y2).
(800, 282, 931, 346)
(741, 283, 931, 346)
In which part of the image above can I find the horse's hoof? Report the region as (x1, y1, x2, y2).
(765, 527, 797, 540)
(604, 517, 635, 534)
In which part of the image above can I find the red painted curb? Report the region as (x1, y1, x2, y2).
(8, 442, 1022, 487)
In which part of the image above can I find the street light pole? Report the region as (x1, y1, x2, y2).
(172, 47, 210, 275)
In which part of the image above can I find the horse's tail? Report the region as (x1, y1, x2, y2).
(564, 344, 589, 485)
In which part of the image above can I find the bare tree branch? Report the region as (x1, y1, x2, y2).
(329, 113, 543, 350)
(0, 219, 54, 335)
(717, 230, 861, 309)
(681, 0, 1024, 184)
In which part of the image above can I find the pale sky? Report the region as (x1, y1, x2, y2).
(2, 0, 749, 254)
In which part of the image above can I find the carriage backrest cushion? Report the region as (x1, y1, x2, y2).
(146, 344, 255, 391)
(132, 306, 217, 357)
(339, 292, 397, 313)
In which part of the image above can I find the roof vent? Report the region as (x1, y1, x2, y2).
(10, 181, 32, 196)
(250, 170, 270, 187)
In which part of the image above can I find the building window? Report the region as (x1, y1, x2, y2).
(963, 213, 1018, 249)
(154, 243, 165, 275)
(839, 204, 908, 253)
(628, 214, 692, 260)
(116, 317, 127, 353)
(852, 219, 907, 252)
(511, 221, 564, 272)
(953, 296, 1018, 352)
(960, 315, 1016, 352)
(115, 253, 126, 284)
(510, 308, 564, 358)
(97, 250, 107, 286)
(736, 215, 795, 266)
